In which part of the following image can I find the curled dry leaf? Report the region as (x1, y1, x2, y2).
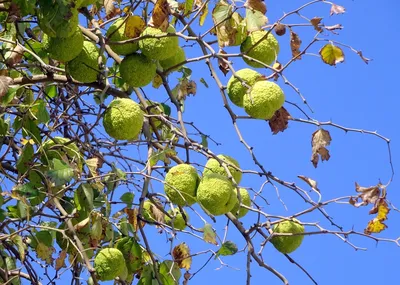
(330, 3, 346, 16)
(173, 242, 192, 270)
(55, 250, 67, 271)
(319, 43, 345, 66)
(6, 45, 24, 66)
(149, 0, 170, 30)
(311, 128, 331, 168)
(365, 199, 390, 235)
(298, 175, 320, 192)
(104, 0, 116, 17)
(124, 207, 146, 231)
(268, 107, 290, 134)
(0, 76, 12, 98)
(290, 30, 302, 60)
(218, 49, 229, 75)
(244, 0, 267, 14)
(310, 17, 323, 32)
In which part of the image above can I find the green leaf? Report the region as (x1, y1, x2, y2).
(11, 235, 26, 262)
(0, 116, 9, 136)
(0, 86, 16, 106)
(246, 9, 268, 32)
(199, 3, 209, 26)
(22, 118, 41, 143)
(13, 0, 36, 16)
(16, 143, 34, 174)
(201, 134, 208, 149)
(120, 192, 135, 208)
(203, 223, 218, 245)
(184, 0, 194, 17)
(47, 159, 75, 186)
(199, 78, 209, 88)
(80, 183, 94, 211)
(44, 84, 57, 98)
(159, 260, 181, 285)
(35, 230, 53, 247)
(12, 183, 39, 201)
(30, 99, 50, 124)
(216, 241, 238, 257)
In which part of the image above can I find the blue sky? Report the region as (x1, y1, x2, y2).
(12, 0, 400, 284)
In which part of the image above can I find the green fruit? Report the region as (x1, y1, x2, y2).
(94, 248, 126, 281)
(37, 0, 79, 38)
(230, 188, 251, 218)
(106, 18, 139, 55)
(226, 68, 262, 107)
(197, 173, 237, 216)
(159, 46, 186, 72)
(115, 237, 143, 273)
(270, 219, 305, 254)
(240, 30, 280, 68)
(164, 164, 199, 206)
(243, 80, 285, 119)
(42, 137, 82, 169)
(66, 41, 102, 83)
(102, 98, 144, 140)
(165, 208, 188, 230)
(120, 53, 156, 87)
(42, 27, 83, 62)
(203, 154, 242, 184)
(77, 0, 97, 7)
(139, 25, 179, 60)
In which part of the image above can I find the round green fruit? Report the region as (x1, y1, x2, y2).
(139, 25, 179, 60)
(66, 41, 102, 83)
(203, 154, 242, 184)
(106, 18, 139, 55)
(243, 80, 285, 119)
(37, 0, 79, 38)
(230, 188, 251, 218)
(226, 68, 262, 107)
(159, 46, 186, 73)
(197, 173, 237, 216)
(42, 137, 82, 169)
(270, 219, 305, 254)
(102, 98, 144, 140)
(164, 164, 199, 206)
(119, 53, 156, 87)
(240, 30, 279, 68)
(94, 248, 126, 281)
(165, 208, 188, 230)
(42, 27, 83, 62)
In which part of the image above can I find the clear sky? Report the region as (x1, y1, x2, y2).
(16, 0, 400, 284)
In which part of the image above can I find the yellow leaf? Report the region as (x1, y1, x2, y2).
(172, 242, 192, 270)
(21, 138, 35, 145)
(365, 199, 390, 235)
(152, 74, 163, 89)
(124, 15, 145, 38)
(199, 3, 209, 26)
(319, 43, 345, 66)
(36, 242, 55, 264)
(149, 0, 170, 30)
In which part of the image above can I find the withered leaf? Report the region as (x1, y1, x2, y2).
(268, 107, 290, 134)
(298, 175, 320, 192)
(149, 0, 170, 30)
(272, 61, 282, 81)
(365, 199, 390, 235)
(310, 17, 323, 32)
(172, 242, 192, 270)
(218, 49, 229, 75)
(6, 45, 24, 66)
(330, 3, 346, 16)
(55, 250, 67, 271)
(290, 30, 302, 60)
(311, 128, 331, 168)
(124, 15, 145, 38)
(104, 0, 116, 17)
(203, 223, 218, 245)
(353, 182, 381, 207)
(319, 43, 344, 66)
(199, 2, 209, 26)
(0, 76, 12, 98)
(124, 207, 145, 231)
(244, 0, 267, 14)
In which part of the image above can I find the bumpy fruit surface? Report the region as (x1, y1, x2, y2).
(159, 46, 186, 72)
(66, 41, 102, 83)
(42, 137, 82, 169)
(102, 98, 144, 140)
(94, 248, 126, 281)
(270, 220, 305, 254)
(243, 80, 285, 119)
(106, 18, 139, 55)
(165, 208, 188, 230)
(37, 0, 79, 38)
(197, 173, 237, 216)
(203, 154, 242, 184)
(42, 27, 83, 62)
(139, 25, 179, 60)
(240, 30, 280, 68)
(226, 68, 262, 107)
(164, 164, 199, 206)
(120, 53, 156, 87)
(230, 188, 251, 218)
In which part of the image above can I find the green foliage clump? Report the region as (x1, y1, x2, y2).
(270, 220, 305, 254)
(102, 98, 144, 140)
(240, 30, 279, 68)
(106, 18, 139, 55)
(66, 41, 102, 83)
(37, 0, 79, 38)
(42, 27, 83, 62)
(77, 0, 97, 7)
(165, 208, 188, 230)
(139, 25, 179, 60)
(120, 53, 156, 87)
(197, 173, 237, 216)
(159, 46, 186, 72)
(243, 80, 285, 119)
(42, 137, 82, 168)
(230, 188, 251, 218)
(164, 164, 199, 206)
(115, 236, 143, 274)
(203, 154, 242, 184)
(226, 68, 262, 107)
(94, 248, 127, 281)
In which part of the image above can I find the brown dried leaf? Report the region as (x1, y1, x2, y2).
(244, 0, 267, 14)
(125, 207, 145, 231)
(6, 45, 24, 66)
(104, 0, 115, 17)
(172, 242, 192, 270)
(150, 199, 165, 224)
(330, 3, 346, 16)
(290, 30, 302, 60)
(0, 76, 12, 98)
(149, 0, 170, 30)
(218, 49, 229, 76)
(298, 175, 320, 192)
(311, 128, 331, 168)
(365, 199, 390, 235)
(310, 17, 322, 32)
(354, 182, 381, 207)
(272, 61, 282, 81)
(55, 250, 67, 271)
(268, 107, 290, 134)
